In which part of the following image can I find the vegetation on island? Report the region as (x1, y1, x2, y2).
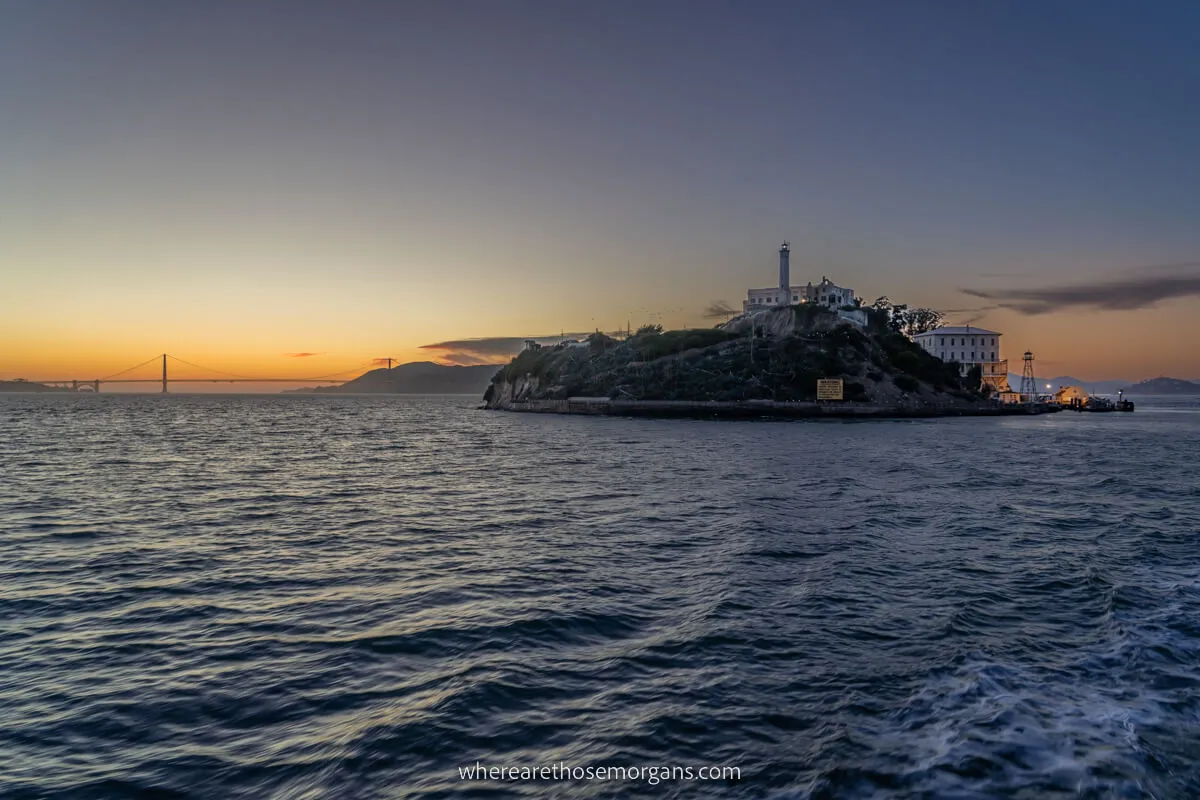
(485, 304, 986, 407)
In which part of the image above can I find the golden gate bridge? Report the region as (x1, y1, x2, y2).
(38, 353, 392, 392)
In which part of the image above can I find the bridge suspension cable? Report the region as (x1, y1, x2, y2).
(165, 354, 259, 380)
(301, 361, 382, 379)
(59, 353, 381, 385)
(163, 354, 379, 381)
(99, 355, 164, 381)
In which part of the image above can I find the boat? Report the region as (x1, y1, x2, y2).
(1081, 392, 1134, 413)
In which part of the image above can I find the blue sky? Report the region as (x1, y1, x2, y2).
(4, 1, 1200, 379)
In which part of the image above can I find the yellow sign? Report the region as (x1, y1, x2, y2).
(816, 378, 844, 401)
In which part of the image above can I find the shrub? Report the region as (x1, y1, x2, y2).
(634, 328, 738, 361)
(894, 374, 920, 392)
(891, 350, 921, 374)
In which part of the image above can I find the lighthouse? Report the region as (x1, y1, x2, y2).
(778, 241, 790, 306)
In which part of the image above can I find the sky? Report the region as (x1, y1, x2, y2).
(4, 0, 1200, 387)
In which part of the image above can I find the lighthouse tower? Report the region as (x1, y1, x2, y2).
(778, 241, 791, 306)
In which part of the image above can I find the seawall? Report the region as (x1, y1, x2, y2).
(484, 397, 1060, 420)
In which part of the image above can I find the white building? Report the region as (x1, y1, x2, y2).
(913, 325, 1010, 392)
(744, 277, 856, 313)
(741, 242, 861, 325)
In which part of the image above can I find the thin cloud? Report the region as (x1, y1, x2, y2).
(962, 268, 1200, 315)
(419, 333, 592, 364)
(941, 305, 1000, 314)
(285, 352, 323, 358)
(436, 352, 496, 366)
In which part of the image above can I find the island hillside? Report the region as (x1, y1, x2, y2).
(484, 306, 988, 409)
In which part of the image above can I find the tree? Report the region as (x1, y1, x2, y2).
(897, 307, 945, 338)
(871, 297, 944, 337)
(887, 303, 909, 334)
(966, 364, 983, 393)
(635, 323, 663, 336)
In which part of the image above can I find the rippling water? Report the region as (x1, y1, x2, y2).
(1, 394, 1198, 799)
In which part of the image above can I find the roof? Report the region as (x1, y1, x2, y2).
(914, 326, 1001, 337)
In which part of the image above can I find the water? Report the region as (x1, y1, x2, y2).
(1, 394, 1198, 799)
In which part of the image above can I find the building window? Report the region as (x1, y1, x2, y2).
(971, 352, 976, 360)
(792, 295, 798, 301)
(991, 351, 995, 360)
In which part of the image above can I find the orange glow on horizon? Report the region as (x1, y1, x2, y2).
(6, 297, 1199, 389)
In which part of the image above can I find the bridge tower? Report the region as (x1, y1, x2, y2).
(161, 353, 167, 394)
(93, 379, 100, 393)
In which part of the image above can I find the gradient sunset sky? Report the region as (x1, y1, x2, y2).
(4, 1, 1200, 385)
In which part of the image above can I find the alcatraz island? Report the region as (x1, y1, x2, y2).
(483, 305, 1033, 419)
(483, 241, 1058, 420)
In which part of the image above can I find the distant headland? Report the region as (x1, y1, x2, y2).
(1124, 377, 1200, 395)
(288, 362, 499, 394)
(0, 380, 69, 393)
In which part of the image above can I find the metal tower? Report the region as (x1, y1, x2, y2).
(1019, 350, 1036, 400)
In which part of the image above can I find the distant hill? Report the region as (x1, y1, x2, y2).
(292, 362, 501, 394)
(0, 380, 68, 393)
(1125, 377, 1200, 395)
(1008, 374, 1131, 395)
(1004, 373, 1200, 395)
